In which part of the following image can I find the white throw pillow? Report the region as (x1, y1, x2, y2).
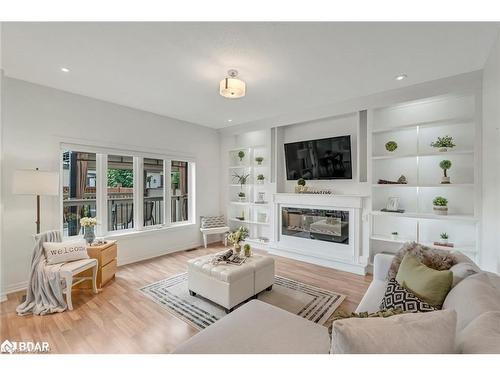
(43, 240, 89, 265)
(456, 311, 500, 354)
(442, 272, 500, 332)
(331, 310, 457, 354)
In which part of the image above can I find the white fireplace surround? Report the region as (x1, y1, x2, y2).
(269, 193, 369, 275)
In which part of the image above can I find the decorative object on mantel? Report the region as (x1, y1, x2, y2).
(433, 196, 448, 215)
(378, 175, 408, 184)
(80, 217, 98, 245)
(385, 196, 401, 212)
(385, 140, 398, 152)
(295, 178, 308, 193)
(431, 135, 456, 152)
(226, 226, 249, 255)
(256, 174, 265, 184)
(237, 150, 245, 162)
(391, 231, 399, 240)
(299, 189, 333, 194)
(255, 156, 264, 165)
(232, 171, 250, 188)
(439, 160, 452, 184)
(244, 243, 252, 257)
(238, 191, 246, 202)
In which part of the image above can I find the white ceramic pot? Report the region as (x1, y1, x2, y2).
(433, 206, 448, 215)
(441, 176, 451, 184)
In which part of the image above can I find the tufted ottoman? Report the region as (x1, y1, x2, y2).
(187, 253, 275, 313)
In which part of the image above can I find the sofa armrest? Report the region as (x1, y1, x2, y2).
(373, 253, 395, 281)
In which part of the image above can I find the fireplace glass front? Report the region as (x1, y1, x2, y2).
(281, 207, 349, 244)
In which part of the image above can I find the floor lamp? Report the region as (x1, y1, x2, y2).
(13, 168, 59, 234)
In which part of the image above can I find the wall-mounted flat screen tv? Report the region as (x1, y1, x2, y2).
(284, 135, 352, 180)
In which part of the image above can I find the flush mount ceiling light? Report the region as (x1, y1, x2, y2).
(219, 69, 246, 99)
(395, 73, 407, 81)
(61, 67, 70, 73)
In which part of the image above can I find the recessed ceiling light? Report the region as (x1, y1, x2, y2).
(61, 67, 70, 73)
(395, 74, 407, 81)
(227, 119, 233, 122)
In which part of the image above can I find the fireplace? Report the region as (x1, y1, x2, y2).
(281, 207, 349, 244)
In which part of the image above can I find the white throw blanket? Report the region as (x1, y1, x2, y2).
(16, 230, 68, 315)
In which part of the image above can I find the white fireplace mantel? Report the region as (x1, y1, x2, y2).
(269, 193, 370, 275)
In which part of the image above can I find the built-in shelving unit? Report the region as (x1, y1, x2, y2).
(227, 142, 273, 247)
(369, 94, 480, 260)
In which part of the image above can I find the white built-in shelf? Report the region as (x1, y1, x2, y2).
(229, 184, 254, 187)
(372, 183, 474, 188)
(370, 235, 476, 254)
(229, 201, 270, 207)
(229, 218, 269, 225)
(372, 150, 474, 160)
(371, 116, 473, 134)
(228, 165, 251, 169)
(371, 210, 478, 222)
(370, 235, 415, 243)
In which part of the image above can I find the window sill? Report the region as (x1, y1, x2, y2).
(103, 222, 196, 240)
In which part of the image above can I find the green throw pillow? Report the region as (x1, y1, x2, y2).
(396, 253, 453, 308)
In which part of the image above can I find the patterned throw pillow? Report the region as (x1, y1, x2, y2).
(380, 278, 437, 313)
(200, 215, 226, 229)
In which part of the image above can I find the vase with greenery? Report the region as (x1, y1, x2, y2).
(238, 191, 246, 202)
(439, 160, 452, 184)
(243, 243, 252, 257)
(431, 135, 456, 152)
(256, 174, 265, 184)
(385, 141, 398, 152)
(226, 226, 249, 255)
(238, 150, 245, 164)
(255, 156, 264, 165)
(433, 196, 448, 215)
(440, 232, 449, 244)
(232, 172, 250, 188)
(80, 217, 98, 245)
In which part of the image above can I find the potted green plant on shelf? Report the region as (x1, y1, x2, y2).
(238, 191, 246, 202)
(296, 178, 307, 193)
(391, 231, 398, 240)
(238, 150, 245, 163)
(385, 140, 398, 152)
(256, 174, 265, 184)
(439, 160, 452, 184)
(243, 243, 252, 257)
(440, 232, 449, 244)
(255, 156, 264, 165)
(226, 226, 249, 255)
(232, 172, 250, 188)
(431, 135, 456, 152)
(433, 196, 448, 215)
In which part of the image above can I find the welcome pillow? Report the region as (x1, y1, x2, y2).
(43, 240, 89, 265)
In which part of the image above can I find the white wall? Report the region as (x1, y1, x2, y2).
(481, 31, 500, 273)
(1, 77, 221, 295)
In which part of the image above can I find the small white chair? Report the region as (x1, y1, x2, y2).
(200, 215, 230, 248)
(59, 258, 98, 310)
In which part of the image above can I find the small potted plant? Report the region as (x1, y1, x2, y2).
(433, 196, 448, 215)
(391, 231, 398, 240)
(226, 226, 249, 255)
(431, 135, 456, 152)
(440, 232, 449, 244)
(439, 160, 452, 184)
(256, 174, 265, 184)
(238, 191, 246, 202)
(238, 150, 245, 163)
(243, 243, 252, 257)
(296, 178, 307, 193)
(232, 172, 250, 188)
(255, 156, 264, 165)
(385, 140, 398, 152)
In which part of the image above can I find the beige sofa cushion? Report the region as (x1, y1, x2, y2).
(456, 311, 500, 353)
(331, 310, 457, 354)
(443, 272, 500, 331)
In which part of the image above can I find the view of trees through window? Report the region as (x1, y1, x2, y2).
(107, 155, 134, 232)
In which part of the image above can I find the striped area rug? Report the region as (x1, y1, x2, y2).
(140, 273, 345, 330)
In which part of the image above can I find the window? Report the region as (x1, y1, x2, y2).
(144, 158, 164, 227)
(61, 147, 194, 237)
(171, 160, 189, 222)
(62, 151, 97, 237)
(107, 155, 134, 232)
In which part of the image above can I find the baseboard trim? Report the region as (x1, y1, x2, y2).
(1, 280, 28, 301)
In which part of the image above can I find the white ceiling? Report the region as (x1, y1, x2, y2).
(2, 22, 499, 129)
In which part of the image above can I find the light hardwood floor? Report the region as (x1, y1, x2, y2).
(0, 243, 372, 354)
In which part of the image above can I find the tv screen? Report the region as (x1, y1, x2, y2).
(284, 135, 352, 180)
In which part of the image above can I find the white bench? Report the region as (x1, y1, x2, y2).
(199, 215, 230, 248)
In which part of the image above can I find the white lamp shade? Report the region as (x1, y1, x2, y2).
(219, 77, 246, 98)
(13, 170, 59, 196)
